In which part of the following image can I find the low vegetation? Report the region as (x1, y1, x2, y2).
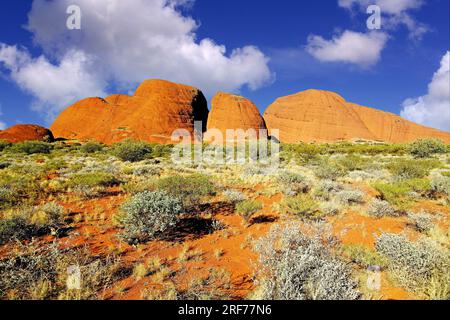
(0, 138, 448, 300)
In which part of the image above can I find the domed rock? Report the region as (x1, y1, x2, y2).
(50, 79, 209, 144)
(264, 89, 450, 144)
(0, 124, 54, 143)
(348, 103, 450, 144)
(264, 90, 375, 143)
(206, 92, 266, 140)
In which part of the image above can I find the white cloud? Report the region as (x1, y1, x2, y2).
(306, 31, 388, 67)
(0, 45, 107, 121)
(0, 0, 272, 122)
(401, 52, 450, 131)
(338, 0, 428, 40)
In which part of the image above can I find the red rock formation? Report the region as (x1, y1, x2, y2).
(348, 103, 450, 143)
(264, 89, 450, 144)
(50, 80, 209, 144)
(264, 90, 375, 143)
(0, 124, 54, 143)
(206, 92, 266, 140)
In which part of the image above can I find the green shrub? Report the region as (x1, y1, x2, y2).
(80, 141, 105, 154)
(373, 179, 431, 208)
(314, 159, 347, 180)
(376, 233, 449, 299)
(156, 174, 215, 207)
(336, 154, 371, 171)
(386, 159, 432, 180)
(253, 223, 360, 300)
(277, 171, 312, 195)
(236, 200, 263, 222)
(0, 140, 11, 152)
(409, 139, 446, 158)
(0, 203, 65, 244)
(341, 244, 388, 269)
(281, 194, 319, 218)
(66, 172, 119, 188)
(0, 217, 30, 244)
(112, 140, 152, 162)
(150, 144, 173, 158)
(9, 141, 52, 154)
(281, 143, 322, 163)
(0, 161, 11, 169)
(0, 173, 42, 209)
(118, 191, 183, 242)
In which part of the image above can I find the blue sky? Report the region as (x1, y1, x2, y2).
(0, 0, 449, 131)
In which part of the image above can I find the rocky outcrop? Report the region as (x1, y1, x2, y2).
(348, 103, 450, 143)
(0, 124, 54, 143)
(264, 89, 450, 144)
(206, 93, 266, 140)
(50, 79, 209, 144)
(264, 90, 375, 143)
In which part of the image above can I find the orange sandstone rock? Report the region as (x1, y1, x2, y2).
(0, 124, 54, 143)
(264, 89, 450, 144)
(206, 93, 266, 140)
(50, 79, 209, 144)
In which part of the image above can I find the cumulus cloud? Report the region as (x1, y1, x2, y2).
(306, 31, 388, 67)
(0, 0, 272, 122)
(338, 0, 428, 40)
(0, 45, 107, 121)
(401, 52, 450, 131)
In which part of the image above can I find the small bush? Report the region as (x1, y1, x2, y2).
(409, 139, 446, 158)
(335, 189, 365, 205)
(156, 174, 215, 207)
(0, 173, 42, 209)
(0, 241, 126, 300)
(223, 189, 247, 204)
(0, 161, 11, 169)
(0, 203, 65, 244)
(313, 180, 344, 200)
(281, 194, 319, 218)
(430, 174, 450, 196)
(319, 201, 341, 216)
(341, 244, 388, 269)
(376, 233, 449, 299)
(408, 212, 434, 233)
(132, 165, 161, 177)
(253, 223, 360, 300)
(373, 179, 431, 208)
(0, 140, 11, 152)
(80, 141, 104, 154)
(386, 159, 440, 181)
(118, 191, 183, 242)
(112, 140, 152, 162)
(236, 200, 263, 222)
(277, 171, 312, 195)
(66, 172, 119, 189)
(367, 199, 397, 218)
(336, 154, 370, 172)
(314, 159, 347, 180)
(10, 141, 52, 154)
